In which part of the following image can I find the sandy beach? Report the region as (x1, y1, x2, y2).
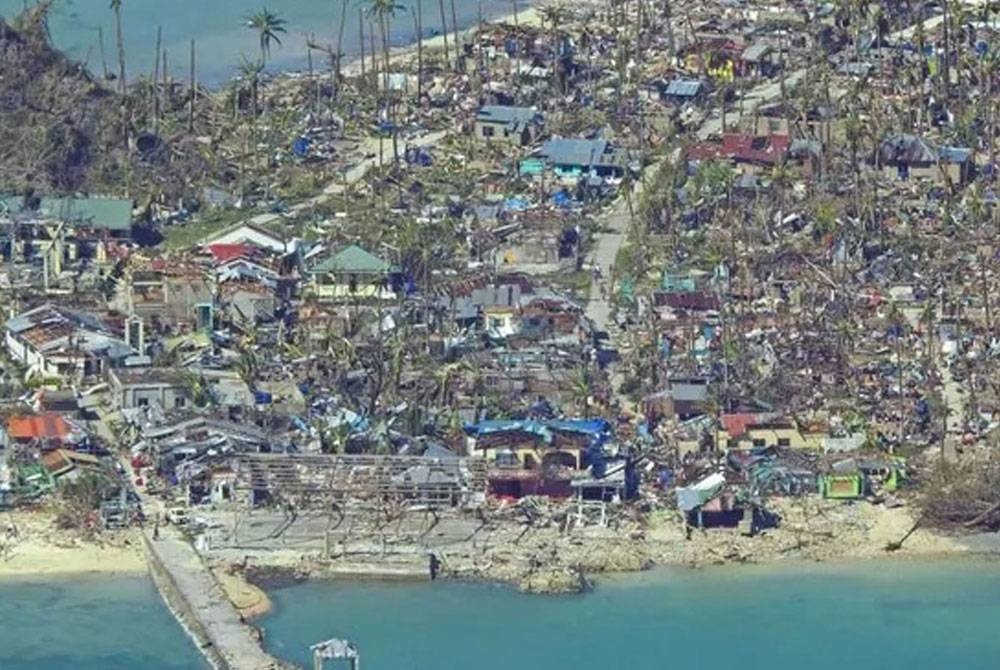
(0, 510, 147, 578)
(211, 562, 274, 619)
(339, 7, 542, 76)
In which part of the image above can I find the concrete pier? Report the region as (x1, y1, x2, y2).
(144, 526, 294, 670)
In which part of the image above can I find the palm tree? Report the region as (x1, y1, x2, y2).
(109, 0, 127, 94)
(365, 0, 404, 89)
(335, 0, 350, 96)
(366, 0, 405, 162)
(246, 7, 287, 66)
(538, 3, 571, 93)
(237, 56, 264, 117)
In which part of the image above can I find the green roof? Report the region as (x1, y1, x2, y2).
(310, 244, 393, 274)
(0, 195, 133, 231)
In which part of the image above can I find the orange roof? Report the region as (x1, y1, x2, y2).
(7, 413, 72, 441)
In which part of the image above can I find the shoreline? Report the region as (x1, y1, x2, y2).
(201, 500, 1000, 604)
(0, 511, 147, 579)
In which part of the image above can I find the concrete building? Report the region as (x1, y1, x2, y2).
(108, 367, 193, 411)
(306, 245, 397, 301)
(5, 304, 134, 380)
(474, 105, 544, 146)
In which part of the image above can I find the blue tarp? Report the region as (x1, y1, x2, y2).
(464, 417, 610, 440)
(292, 136, 310, 157)
(502, 197, 529, 212)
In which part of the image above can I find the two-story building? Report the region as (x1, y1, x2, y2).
(474, 105, 545, 146)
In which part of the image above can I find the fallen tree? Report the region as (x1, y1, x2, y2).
(918, 448, 1000, 531)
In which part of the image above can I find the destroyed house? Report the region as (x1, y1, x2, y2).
(652, 290, 720, 311)
(718, 414, 821, 451)
(465, 419, 610, 498)
(200, 221, 292, 255)
(659, 78, 711, 104)
(120, 267, 214, 328)
(3, 413, 78, 448)
(474, 105, 544, 146)
(877, 135, 974, 184)
(686, 134, 791, 172)
(40, 449, 103, 484)
(108, 367, 193, 411)
(643, 378, 710, 420)
(0, 194, 133, 238)
(5, 304, 135, 379)
(140, 415, 272, 468)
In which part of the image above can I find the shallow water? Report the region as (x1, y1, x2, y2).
(1, 0, 518, 86)
(261, 560, 1000, 670)
(0, 575, 207, 670)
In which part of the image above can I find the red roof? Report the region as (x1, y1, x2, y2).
(721, 134, 790, 164)
(7, 413, 72, 441)
(207, 243, 256, 263)
(686, 134, 791, 165)
(721, 413, 763, 438)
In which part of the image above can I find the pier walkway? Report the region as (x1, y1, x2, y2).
(144, 525, 292, 670)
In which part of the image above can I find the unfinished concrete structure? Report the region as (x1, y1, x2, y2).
(311, 638, 360, 670)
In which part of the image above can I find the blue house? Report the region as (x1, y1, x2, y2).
(522, 138, 628, 180)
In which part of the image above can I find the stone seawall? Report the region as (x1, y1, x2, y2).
(143, 530, 295, 670)
(144, 534, 234, 670)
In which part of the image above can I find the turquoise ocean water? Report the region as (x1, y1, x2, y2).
(0, 0, 516, 86)
(261, 560, 1000, 670)
(0, 575, 206, 670)
(2, 561, 1000, 669)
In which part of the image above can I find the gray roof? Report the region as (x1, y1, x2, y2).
(309, 244, 393, 274)
(664, 79, 704, 97)
(742, 43, 774, 62)
(476, 105, 543, 126)
(669, 383, 709, 403)
(0, 195, 132, 231)
(879, 135, 970, 165)
(537, 138, 621, 169)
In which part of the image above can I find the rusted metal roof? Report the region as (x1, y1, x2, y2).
(7, 413, 72, 441)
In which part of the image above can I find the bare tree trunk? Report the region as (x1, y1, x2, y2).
(414, 0, 424, 100)
(98, 26, 109, 79)
(114, 7, 127, 94)
(450, 0, 460, 70)
(152, 26, 161, 133)
(335, 0, 348, 99)
(438, 0, 450, 63)
(188, 39, 196, 132)
(359, 10, 367, 83)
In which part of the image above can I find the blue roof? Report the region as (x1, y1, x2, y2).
(463, 418, 610, 442)
(537, 138, 615, 168)
(664, 79, 704, 97)
(545, 418, 611, 435)
(938, 146, 972, 163)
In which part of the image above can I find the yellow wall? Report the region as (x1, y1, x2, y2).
(717, 427, 823, 451)
(309, 277, 396, 301)
(481, 446, 582, 470)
